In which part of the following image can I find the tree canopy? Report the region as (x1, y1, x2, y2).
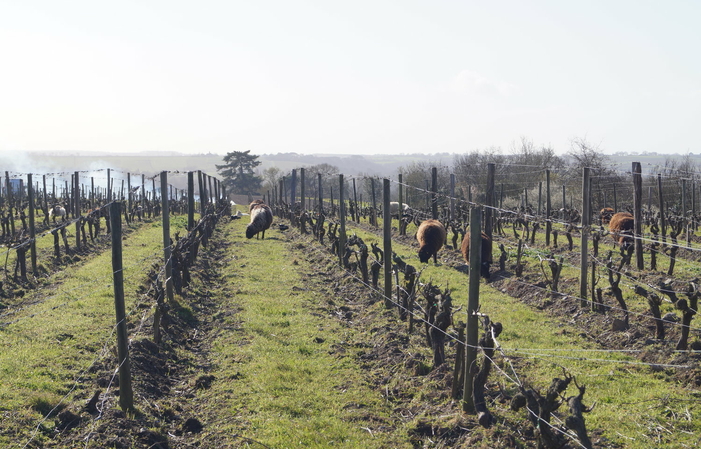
(216, 150, 263, 195)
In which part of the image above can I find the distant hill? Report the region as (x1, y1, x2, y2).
(6, 151, 700, 188)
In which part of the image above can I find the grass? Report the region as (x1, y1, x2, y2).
(0, 215, 191, 446)
(194, 216, 409, 448)
(340, 220, 701, 448)
(1, 207, 699, 447)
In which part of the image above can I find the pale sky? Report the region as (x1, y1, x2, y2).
(0, 0, 699, 158)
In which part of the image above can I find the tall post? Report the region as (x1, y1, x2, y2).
(74, 171, 81, 249)
(188, 172, 195, 231)
(371, 178, 377, 227)
(546, 170, 552, 245)
(463, 207, 482, 413)
(485, 163, 495, 254)
(107, 168, 112, 202)
(352, 178, 359, 222)
(397, 174, 403, 234)
(110, 201, 134, 411)
(300, 168, 305, 211)
(537, 181, 542, 216)
(338, 175, 347, 267)
(682, 179, 687, 219)
(562, 184, 566, 211)
(632, 162, 644, 269)
(431, 167, 438, 220)
(90, 177, 95, 210)
(290, 169, 297, 206)
(318, 173, 323, 214)
(197, 171, 205, 217)
(613, 184, 618, 212)
(161, 172, 174, 303)
(450, 173, 456, 221)
(693, 181, 697, 231)
(127, 172, 132, 216)
(383, 179, 393, 308)
(500, 183, 504, 209)
(279, 178, 285, 206)
(28, 174, 37, 275)
(141, 174, 146, 219)
(658, 174, 666, 242)
(580, 168, 590, 308)
(6, 172, 15, 235)
(42, 175, 48, 218)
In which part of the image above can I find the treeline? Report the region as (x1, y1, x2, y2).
(257, 139, 701, 218)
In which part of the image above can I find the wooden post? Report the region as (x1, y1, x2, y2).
(682, 179, 687, 219)
(161, 172, 174, 304)
(290, 169, 297, 206)
(485, 163, 495, 256)
(463, 207, 482, 413)
(397, 174, 403, 228)
(658, 174, 666, 243)
(339, 175, 347, 267)
(632, 162, 644, 269)
(371, 178, 377, 227)
(107, 168, 112, 202)
(562, 184, 566, 211)
(152, 176, 158, 216)
(383, 179, 393, 308)
(188, 172, 195, 231)
(580, 168, 590, 307)
(110, 201, 134, 411)
(613, 183, 618, 212)
(538, 181, 542, 216)
(318, 173, 323, 215)
(450, 173, 456, 222)
(500, 183, 504, 209)
(429, 167, 437, 220)
(6, 171, 15, 236)
(90, 177, 95, 210)
(141, 174, 146, 220)
(352, 178, 359, 222)
(693, 181, 697, 230)
(300, 168, 305, 211)
(75, 172, 81, 249)
(198, 170, 205, 217)
(28, 174, 37, 275)
(127, 172, 132, 217)
(546, 170, 552, 246)
(42, 175, 48, 220)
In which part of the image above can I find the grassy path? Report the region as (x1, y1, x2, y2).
(190, 217, 412, 448)
(0, 216, 189, 447)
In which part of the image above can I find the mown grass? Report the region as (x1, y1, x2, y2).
(195, 216, 411, 448)
(342, 220, 701, 449)
(0, 215, 191, 446)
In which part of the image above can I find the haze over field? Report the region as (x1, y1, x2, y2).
(0, 1, 699, 159)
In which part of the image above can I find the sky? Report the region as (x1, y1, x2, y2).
(0, 0, 699, 159)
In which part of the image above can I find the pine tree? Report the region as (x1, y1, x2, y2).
(216, 150, 263, 195)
